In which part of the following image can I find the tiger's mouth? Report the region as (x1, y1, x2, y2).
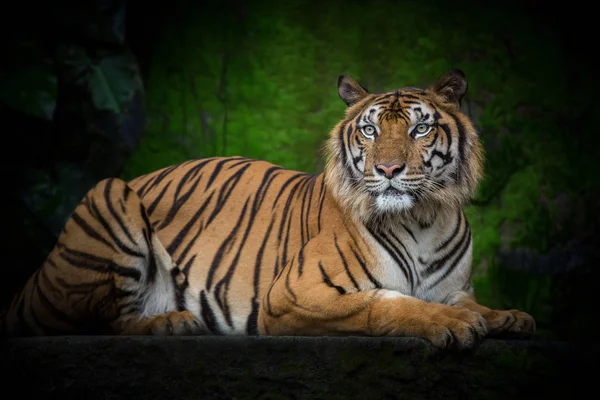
(367, 185, 411, 198)
(382, 187, 406, 196)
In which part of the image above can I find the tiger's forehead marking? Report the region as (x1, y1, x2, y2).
(357, 104, 383, 126)
(408, 104, 436, 123)
(356, 92, 437, 126)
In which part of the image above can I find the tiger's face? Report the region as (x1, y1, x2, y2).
(325, 70, 484, 222)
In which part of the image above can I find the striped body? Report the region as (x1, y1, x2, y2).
(128, 158, 473, 334)
(3, 70, 535, 347)
(129, 158, 331, 335)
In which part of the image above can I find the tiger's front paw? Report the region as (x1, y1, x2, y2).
(423, 306, 488, 350)
(484, 309, 536, 337)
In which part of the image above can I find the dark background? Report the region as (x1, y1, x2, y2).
(1, 0, 599, 344)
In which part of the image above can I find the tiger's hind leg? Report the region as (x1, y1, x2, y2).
(80, 178, 208, 336)
(3, 177, 206, 336)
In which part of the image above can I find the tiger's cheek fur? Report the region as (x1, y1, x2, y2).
(348, 128, 370, 176)
(420, 125, 455, 184)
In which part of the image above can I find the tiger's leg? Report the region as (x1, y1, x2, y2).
(3, 178, 204, 336)
(258, 238, 488, 349)
(444, 291, 536, 336)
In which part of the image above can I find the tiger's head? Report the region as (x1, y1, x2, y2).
(324, 69, 484, 224)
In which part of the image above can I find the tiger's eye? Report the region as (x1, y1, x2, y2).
(415, 123, 428, 133)
(361, 125, 376, 138)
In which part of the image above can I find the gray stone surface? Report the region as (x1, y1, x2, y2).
(0, 336, 589, 399)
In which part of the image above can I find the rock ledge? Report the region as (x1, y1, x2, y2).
(0, 336, 588, 399)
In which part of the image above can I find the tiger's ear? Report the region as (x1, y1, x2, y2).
(338, 75, 369, 107)
(430, 69, 468, 107)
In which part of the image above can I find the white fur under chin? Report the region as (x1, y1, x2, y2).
(375, 192, 415, 213)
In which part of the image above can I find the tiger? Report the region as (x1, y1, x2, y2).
(2, 69, 535, 349)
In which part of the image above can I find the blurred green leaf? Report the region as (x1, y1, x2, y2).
(89, 55, 140, 113)
(62, 46, 141, 114)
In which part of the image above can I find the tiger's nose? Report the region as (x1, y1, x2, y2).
(374, 163, 405, 179)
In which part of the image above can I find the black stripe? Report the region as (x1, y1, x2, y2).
(206, 198, 251, 290)
(275, 175, 309, 270)
(200, 290, 221, 334)
(434, 210, 463, 252)
(55, 276, 113, 292)
(380, 231, 414, 289)
(225, 157, 253, 169)
(368, 227, 412, 285)
(424, 215, 468, 278)
(59, 245, 142, 281)
(338, 122, 349, 171)
(138, 203, 159, 284)
(134, 175, 156, 198)
(135, 170, 164, 198)
(167, 191, 215, 259)
(438, 123, 453, 156)
(316, 178, 326, 232)
(205, 163, 251, 227)
(206, 158, 236, 190)
(334, 234, 360, 291)
(146, 181, 172, 217)
(71, 212, 117, 252)
(348, 245, 381, 289)
(387, 229, 418, 286)
(281, 210, 294, 275)
(46, 258, 59, 269)
(299, 176, 316, 244)
(319, 261, 346, 294)
(428, 227, 472, 289)
(342, 124, 363, 185)
(297, 243, 307, 277)
(88, 191, 144, 258)
(401, 223, 417, 243)
(104, 179, 140, 247)
(246, 218, 276, 335)
(271, 173, 307, 208)
(143, 165, 179, 194)
(170, 260, 189, 311)
(214, 197, 254, 326)
(265, 266, 285, 317)
(254, 167, 283, 210)
(447, 114, 467, 183)
(143, 159, 202, 196)
(284, 253, 298, 303)
(157, 162, 210, 230)
(39, 268, 63, 301)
